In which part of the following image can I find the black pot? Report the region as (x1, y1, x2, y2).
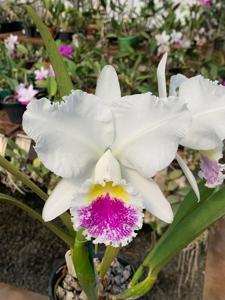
(48, 254, 133, 300)
(56, 31, 74, 41)
(0, 21, 23, 33)
(2, 102, 26, 124)
(24, 25, 39, 37)
(214, 38, 225, 50)
(0, 90, 11, 110)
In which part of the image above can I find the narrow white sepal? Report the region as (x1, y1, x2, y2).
(157, 52, 168, 98)
(42, 179, 79, 221)
(95, 65, 121, 105)
(176, 153, 200, 201)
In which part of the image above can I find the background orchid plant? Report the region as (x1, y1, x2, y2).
(1, 6, 225, 300)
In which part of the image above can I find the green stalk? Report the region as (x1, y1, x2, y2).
(99, 246, 121, 280)
(115, 271, 157, 300)
(26, 5, 73, 99)
(0, 155, 74, 233)
(119, 185, 225, 299)
(72, 230, 98, 300)
(0, 193, 73, 246)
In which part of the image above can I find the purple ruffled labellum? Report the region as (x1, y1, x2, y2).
(59, 44, 74, 59)
(76, 192, 142, 246)
(199, 154, 225, 188)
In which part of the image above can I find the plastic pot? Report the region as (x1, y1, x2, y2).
(56, 31, 74, 41)
(48, 254, 133, 300)
(0, 21, 23, 33)
(0, 90, 11, 110)
(24, 25, 39, 37)
(119, 36, 139, 52)
(2, 101, 26, 124)
(214, 38, 225, 50)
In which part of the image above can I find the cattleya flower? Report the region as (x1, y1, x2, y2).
(35, 66, 49, 81)
(4, 34, 18, 55)
(23, 66, 191, 246)
(16, 84, 38, 105)
(59, 44, 74, 59)
(169, 63, 225, 188)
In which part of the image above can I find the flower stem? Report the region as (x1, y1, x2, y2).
(72, 230, 98, 300)
(99, 245, 121, 280)
(115, 270, 157, 300)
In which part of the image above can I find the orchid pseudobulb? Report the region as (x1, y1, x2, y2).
(23, 65, 191, 246)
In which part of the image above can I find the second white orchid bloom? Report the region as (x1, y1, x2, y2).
(23, 65, 191, 247)
(170, 69, 225, 188)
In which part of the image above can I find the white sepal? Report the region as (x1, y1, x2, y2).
(42, 179, 79, 221)
(157, 52, 167, 98)
(95, 65, 121, 105)
(176, 153, 200, 201)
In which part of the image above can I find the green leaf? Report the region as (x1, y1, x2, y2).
(0, 193, 73, 246)
(26, 5, 73, 98)
(47, 76, 57, 97)
(146, 186, 225, 274)
(72, 230, 98, 300)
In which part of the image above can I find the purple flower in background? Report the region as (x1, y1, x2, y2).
(48, 64, 55, 79)
(35, 67, 49, 81)
(16, 84, 38, 105)
(59, 44, 74, 59)
(4, 34, 18, 56)
(200, 0, 212, 7)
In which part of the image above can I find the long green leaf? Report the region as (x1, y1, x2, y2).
(72, 230, 98, 300)
(118, 186, 225, 299)
(0, 155, 74, 233)
(0, 193, 73, 246)
(26, 5, 73, 98)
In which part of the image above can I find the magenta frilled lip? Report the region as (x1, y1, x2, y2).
(72, 188, 143, 247)
(59, 44, 74, 59)
(200, 154, 225, 188)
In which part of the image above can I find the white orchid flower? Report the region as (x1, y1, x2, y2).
(23, 65, 190, 247)
(157, 53, 200, 200)
(170, 67, 225, 188)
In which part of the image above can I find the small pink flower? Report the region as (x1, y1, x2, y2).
(48, 65, 55, 79)
(4, 34, 18, 53)
(16, 84, 38, 106)
(59, 44, 74, 59)
(200, 0, 212, 7)
(35, 67, 49, 81)
(10, 51, 17, 58)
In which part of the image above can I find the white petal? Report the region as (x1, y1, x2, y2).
(23, 91, 114, 178)
(94, 149, 122, 185)
(122, 167, 173, 223)
(169, 74, 187, 96)
(157, 52, 167, 98)
(179, 76, 225, 150)
(176, 153, 200, 201)
(43, 179, 79, 221)
(112, 93, 191, 178)
(95, 65, 121, 105)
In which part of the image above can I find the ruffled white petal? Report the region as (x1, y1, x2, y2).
(23, 91, 114, 178)
(122, 166, 173, 223)
(179, 76, 225, 150)
(176, 153, 200, 201)
(43, 178, 80, 221)
(95, 65, 121, 105)
(112, 93, 191, 178)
